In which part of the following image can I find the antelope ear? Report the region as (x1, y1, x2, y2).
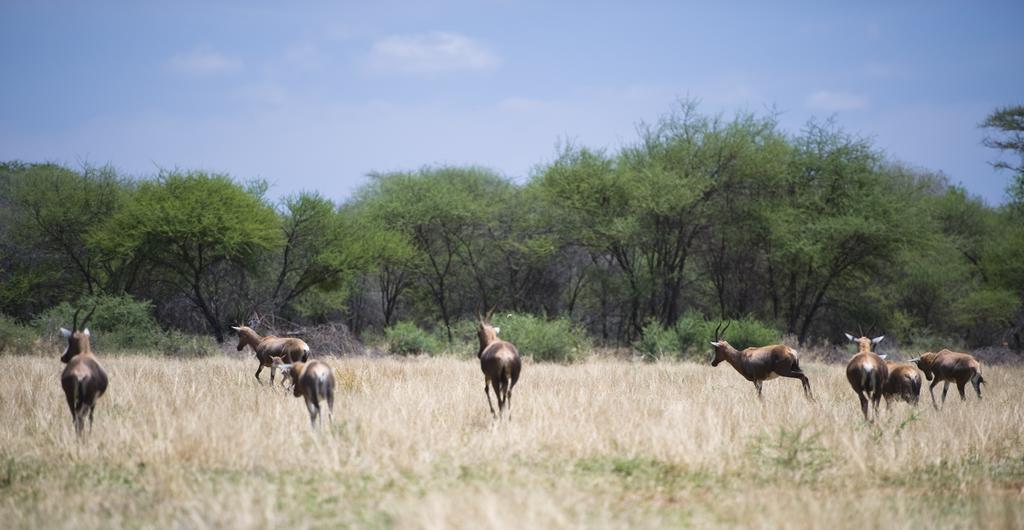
(878, 354, 888, 360)
(60, 327, 72, 338)
(83, 328, 90, 337)
(710, 341, 721, 347)
(844, 333, 855, 342)
(872, 335, 884, 345)
(231, 326, 241, 331)
(494, 327, 500, 335)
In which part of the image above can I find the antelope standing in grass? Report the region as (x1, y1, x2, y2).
(233, 325, 310, 386)
(59, 307, 108, 436)
(271, 357, 335, 429)
(882, 359, 922, 408)
(709, 322, 814, 401)
(844, 334, 888, 421)
(477, 308, 521, 420)
(909, 349, 985, 410)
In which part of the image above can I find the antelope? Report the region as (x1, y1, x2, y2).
(909, 349, 985, 410)
(882, 359, 922, 408)
(271, 357, 335, 429)
(477, 307, 521, 420)
(844, 334, 888, 421)
(709, 322, 814, 401)
(59, 307, 108, 436)
(232, 325, 310, 386)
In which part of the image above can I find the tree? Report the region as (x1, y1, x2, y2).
(0, 162, 132, 295)
(265, 192, 371, 319)
(96, 171, 279, 342)
(980, 105, 1024, 207)
(765, 122, 917, 344)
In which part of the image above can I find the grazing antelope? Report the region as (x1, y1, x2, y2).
(477, 307, 522, 420)
(844, 334, 888, 421)
(232, 325, 310, 386)
(59, 307, 108, 436)
(709, 322, 814, 401)
(271, 357, 335, 429)
(909, 349, 985, 410)
(882, 359, 922, 408)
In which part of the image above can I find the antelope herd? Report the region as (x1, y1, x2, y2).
(55, 307, 992, 435)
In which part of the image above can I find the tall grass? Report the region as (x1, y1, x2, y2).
(1, 354, 1021, 528)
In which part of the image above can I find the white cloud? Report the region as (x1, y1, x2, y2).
(165, 47, 242, 76)
(365, 32, 500, 75)
(805, 90, 869, 112)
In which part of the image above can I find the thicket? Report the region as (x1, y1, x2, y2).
(1, 102, 1022, 359)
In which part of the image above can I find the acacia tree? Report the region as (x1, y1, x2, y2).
(263, 192, 372, 319)
(0, 162, 133, 304)
(764, 122, 918, 344)
(96, 171, 279, 342)
(981, 105, 1024, 207)
(355, 167, 511, 343)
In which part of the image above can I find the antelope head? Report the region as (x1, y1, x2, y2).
(60, 305, 96, 363)
(709, 320, 733, 367)
(232, 325, 253, 351)
(844, 333, 884, 354)
(909, 352, 937, 381)
(476, 306, 500, 355)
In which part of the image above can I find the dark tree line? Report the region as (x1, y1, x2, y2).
(1, 103, 1022, 349)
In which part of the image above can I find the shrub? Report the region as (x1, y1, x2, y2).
(675, 312, 714, 358)
(156, 330, 220, 357)
(0, 314, 38, 354)
(720, 316, 782, 350)
(31, 294, 164, 352)
(491, 313, 590, 363)
(634, 320, 681, 361)
(674, 313, 781, 361)
(385, 321, 442, 355)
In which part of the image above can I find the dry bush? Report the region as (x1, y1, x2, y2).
(1, 355, 1022, 529)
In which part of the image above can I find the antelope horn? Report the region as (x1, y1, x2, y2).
(71, 306, 83, 332)
(476, 305, 483, 323)
(485, 305, 497, 322)
(79, 305, 98, 330)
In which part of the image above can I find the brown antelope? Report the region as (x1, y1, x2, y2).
(909, 349, 985, 410)
(709, 322, 814, 401)
(882, 359, 922, 408)
(477, 307, 522, 420)
(233, 325, 310, 386)
(844, 334, 888, 421)
(59, 307, 108, 436)
(271, 357, 335, 429)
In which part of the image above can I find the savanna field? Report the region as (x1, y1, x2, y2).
(2, 352, 1022, 530)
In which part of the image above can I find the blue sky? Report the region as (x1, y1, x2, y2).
(2, 0, 1022, 205)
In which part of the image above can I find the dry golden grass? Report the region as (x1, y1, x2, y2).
(1, 354, 1022, 529)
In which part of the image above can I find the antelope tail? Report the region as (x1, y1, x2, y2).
(861, 364, 874, 392)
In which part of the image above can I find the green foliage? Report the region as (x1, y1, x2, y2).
(954, 288, 1019, 346)
(675, 312, 714, 358)
(94, 171, 279, 341)
(384, 321, 442, 356)
(719, 317, 782, 350)
(491, 313, 590, 363)
(0, 315, 37, 354)
(32, 294, 163, 352)
(154, 330, 220, 357)
(634, 320, 681, 361)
